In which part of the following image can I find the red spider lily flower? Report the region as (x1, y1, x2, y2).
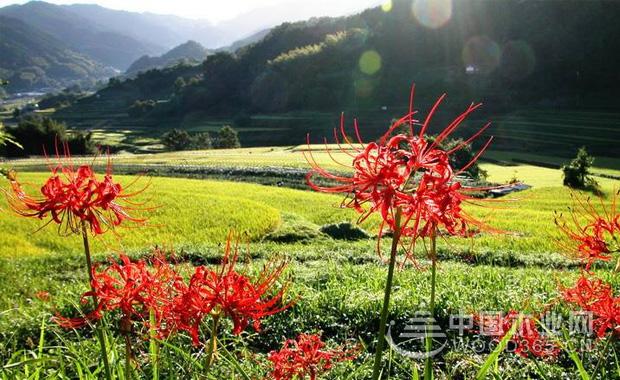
(268, 333, 358, 380)
(555, 191, 619, 270)
(55, 253, 182, 333)
(168, 237, 293, 345)
(561, 275, 620, 338)
(475, 311, 559, 358)
(34, 291, 50, 302)
(4, 147, 148, 236)
(305, 86, 496, 263)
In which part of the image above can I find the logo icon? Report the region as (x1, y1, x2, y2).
(385, 311, 448, 359)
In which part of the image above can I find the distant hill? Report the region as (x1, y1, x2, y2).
(219, 29, 271, 53)
(0, 15, 114, 92)
(0, 1, 164, 70)
(62, 4, 221, 50)
(63, 3, 271, 50)
(125, 41, 209, 76)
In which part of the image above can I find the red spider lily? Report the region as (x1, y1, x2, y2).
(555, 191, 620, 270)
(305, 87, 496, 263)
(55, 253, 182, 333)
(168, 237, 292, 345)
(268, 333, 357, 380)
(4, 148, 147, 236)
(34, 291, 50, 302)
(561, 275, 620, 338)
(475, 311, 559, 358)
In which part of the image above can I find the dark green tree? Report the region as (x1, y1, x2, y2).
(216, 125, 241, 149)
(562, 147, 598, 190)
(2, 116, 94, 157)
(190, 132, 212, 150)
(161, 129, 192, 151)
(174, 77, 186, 93)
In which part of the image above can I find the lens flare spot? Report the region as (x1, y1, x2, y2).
(462, 36, 501, 74)
(359, 50, 382, 75)
(382, 0, 393, 12)
(412, 0, 452, 29)
(500, 40, 536, 80)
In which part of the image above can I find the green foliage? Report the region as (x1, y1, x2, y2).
(174, 76, 186, 93)
(1, 116, 95, 157)
(161, 129, 191, 151)
(422, 136, 487, 180)
(269, 30, 353, 65)
(128, 99, 156, 118)
(0, 121, 21, 154)
(216, 125, 241, 149)
(38, 90, 86, 110)
(562, 147, 599, 191)
(161, 129, 213, 151)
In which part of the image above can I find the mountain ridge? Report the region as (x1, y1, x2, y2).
(125, 41, 209, 76)
(0, 14, 114, 92)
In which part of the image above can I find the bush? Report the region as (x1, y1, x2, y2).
(562, 147, 599, 191)
(320, 222, 370, 240)
(215, 125, 241, 149)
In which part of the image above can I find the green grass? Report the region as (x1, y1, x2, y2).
(2, 159, 619, 259)
(1, 155, 619, 379)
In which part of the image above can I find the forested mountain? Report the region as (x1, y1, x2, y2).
(0, 15, 113, 92)
(0, 1, 164, 69)
(62, 0, 620, 113)
(176, 0, 620, 114)
(125, 41, 209, 76)
(219, 29, 272, 53)
(54, 0, 620, 154)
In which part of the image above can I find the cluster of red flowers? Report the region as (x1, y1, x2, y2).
(4, 154, 146, 235)
(555, 191, 619, 269)
(267, 333, 357, 380)
(56, 239, 293, 345)
(55, 252, 181, 332)
(561, 275, 620, 338)
(555, 191, 620, 340)
(475, 311, 559, 359)
(167, 238, 292, 345)
(305, 88, 495, 262)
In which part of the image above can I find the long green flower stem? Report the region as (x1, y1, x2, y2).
(424, 228, 438, 380)
(124, 335, 133, 380)
(205, 314, 220, 372)
(81, 221, 112, 380)
(149, 310, 159, 380)
(371, 208, 402, 380)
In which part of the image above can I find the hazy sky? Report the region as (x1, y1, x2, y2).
(0, 0, 383, 23)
